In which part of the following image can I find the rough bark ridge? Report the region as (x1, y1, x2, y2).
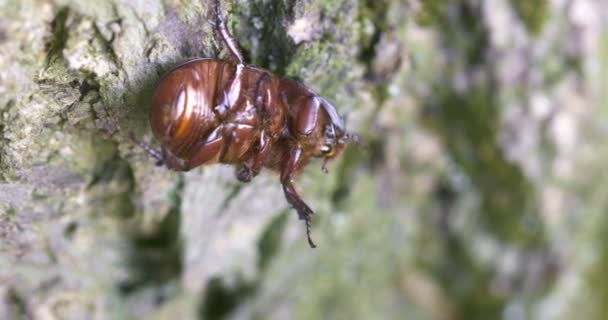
(1, 0, 607, 319)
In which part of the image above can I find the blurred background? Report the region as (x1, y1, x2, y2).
(1, 0, 607, 319)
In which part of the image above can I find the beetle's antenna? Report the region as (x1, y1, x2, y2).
(348, 133, 363, 145)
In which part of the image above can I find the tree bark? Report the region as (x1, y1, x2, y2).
(1, 0, 606, 319)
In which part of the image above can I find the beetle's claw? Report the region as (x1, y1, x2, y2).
(305, 215, 317, 248)
(290, 200, 316, 248)
(215, 5, 224, 20)
(321, 158, 329, 174)
(211, 2, 224, 24)
(236, 165, 252, 182)
(131, 134, 166, 164)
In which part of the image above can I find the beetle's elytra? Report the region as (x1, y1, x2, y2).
(143, 12, 357, 248)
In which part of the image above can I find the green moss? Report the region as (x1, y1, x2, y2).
(411, 1, 553, 318)
(230, 0, 298, 74)
(424, 84, 543, 245)
(415, 0, 543, 245)
(84, 136, 135, 219)
(415, 0, 450, 26)
(264, 176, 426, 320)
(510, 0, 549, 36)
(200, 277, 257, 320)
(257, 211, 289, 271)
(356, 0, 389, 74)
(424, 247, 505, 320)
(284, 40, 332, 78)
(554, 143, 608, 320)
(0, 108, 8, 180)
(583, 201, 608, 319)
(45, 7, 70, 67)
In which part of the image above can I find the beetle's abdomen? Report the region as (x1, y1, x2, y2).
(150, 59, 236, 159)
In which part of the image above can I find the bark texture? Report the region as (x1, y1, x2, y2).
(1, 0, 607, 319)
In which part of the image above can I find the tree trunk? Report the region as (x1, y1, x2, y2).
(1, 0, 607, 319)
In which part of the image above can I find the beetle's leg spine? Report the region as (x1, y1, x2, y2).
(130, 133, 165, 165)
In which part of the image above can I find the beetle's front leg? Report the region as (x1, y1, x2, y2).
(280, 147, 316, 248)
(132, 135, 188, 170)
(133, 137, 164, 166)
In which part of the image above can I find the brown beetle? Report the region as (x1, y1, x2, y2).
(142, 12, 356, 248)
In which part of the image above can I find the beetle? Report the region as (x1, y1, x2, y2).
(141, 12, 357, 248)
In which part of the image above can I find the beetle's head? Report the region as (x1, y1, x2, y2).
(316, 98, 361, 172)
(280, 79, 360, 170)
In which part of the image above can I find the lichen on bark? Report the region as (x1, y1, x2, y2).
(1, 0, 606, 319)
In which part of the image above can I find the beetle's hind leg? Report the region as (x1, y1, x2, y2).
(214, 9, 244, 64)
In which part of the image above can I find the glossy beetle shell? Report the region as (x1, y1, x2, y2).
(144, 12, 355, 248)
(150, 59, 285, 170)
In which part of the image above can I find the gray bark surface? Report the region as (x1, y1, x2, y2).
(1, 0, 607, 319)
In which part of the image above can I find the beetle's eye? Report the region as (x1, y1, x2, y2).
(326, 125, 336, 139)
(321, 144, 332, 155)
